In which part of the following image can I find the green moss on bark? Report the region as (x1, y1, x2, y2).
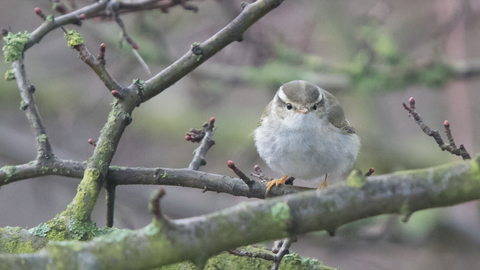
(2, 31, 30, 63)
(159, 246, 335, 270)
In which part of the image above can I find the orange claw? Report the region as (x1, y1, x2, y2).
(318, 174, 328, 189)
(265, 175, 289, 197)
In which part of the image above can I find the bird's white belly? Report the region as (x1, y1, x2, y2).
(254, 114, 360, 180)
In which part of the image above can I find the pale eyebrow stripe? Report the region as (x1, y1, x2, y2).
(277, 86, 289, 103)
(316, 87, 323, 102)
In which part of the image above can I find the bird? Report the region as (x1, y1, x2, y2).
(254, 80, 360, 196)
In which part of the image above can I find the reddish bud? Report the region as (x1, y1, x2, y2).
(100, 43, 106, 49)
(80, 14, 86, 20)
(227, 160, 234, 168)
(185, 135, 190, 141)
(444, 120, 450, 127)
(409, 97, 415, 106)
(35, 7, 46, 19)
(132, 44, 139, 50)
(111, 90, 123, 99)
(210, 117, 215, 123)
(365, 167, 375, 177)
(88, 138, 97, 147)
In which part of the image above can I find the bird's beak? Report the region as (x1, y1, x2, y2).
(298, 106, 309, 114)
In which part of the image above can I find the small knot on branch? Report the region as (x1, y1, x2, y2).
(88, 138, 97, 147)
(228, 160, 254, 186)
(191, 44, 203, 55)
(149, 188, 167, 221)
(79, 14, 86, 20)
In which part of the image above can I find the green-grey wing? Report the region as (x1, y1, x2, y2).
(326, 103, 356, 135)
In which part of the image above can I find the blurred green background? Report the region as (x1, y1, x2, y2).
(1, 0, 480, 269)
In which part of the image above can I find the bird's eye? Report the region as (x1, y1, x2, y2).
(286, 103, 293, 110)
(312, 104, 318, 110)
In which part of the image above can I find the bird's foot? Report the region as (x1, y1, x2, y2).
(318, 177, 328, 189)
(265, 175, 289, 197)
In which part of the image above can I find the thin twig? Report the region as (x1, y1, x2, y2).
(403, 97, 471, 160)
(188, 118, 216, 170)
(251, 165, 273, 181)
(271, 237, 297, 270)
(114, 10, 139, 50)
(365, 167, 375, 177)
(92, 0, 199, 17)
(12, 59, 54, 162)
(229, 249, 275, 261)
(228, 160, 254, 186)
(73, 43, 123, 91)
(149, 188, 169, 224)
(105, 182, 116, 228)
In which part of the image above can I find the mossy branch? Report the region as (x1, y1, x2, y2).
(1, 156, 479, 269)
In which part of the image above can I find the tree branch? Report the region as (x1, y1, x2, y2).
(0, 160, 311, 199)
(12, 59, 54, 162)
(403, 97, 471, 160)
(73, 42, 123, 91)
(1, 156, 479, 269)
(26, 1, 107, 51)
(187, 117, 216, 170)
(142, 0, 285, 102)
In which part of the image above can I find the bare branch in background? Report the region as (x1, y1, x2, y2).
(403, 97, 471, 160)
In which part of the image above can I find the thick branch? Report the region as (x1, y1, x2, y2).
(1, 157, 479, 269)
(61, 91, 137, 222)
